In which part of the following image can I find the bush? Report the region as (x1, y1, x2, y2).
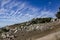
(30, 17, 52, 24)
(56, 8, 60, 19)
(1, 28, 9, 32)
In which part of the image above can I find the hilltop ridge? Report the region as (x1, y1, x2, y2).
(0, 18, 60, 40)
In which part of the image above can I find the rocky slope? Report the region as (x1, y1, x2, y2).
(0, 18, 60, 40)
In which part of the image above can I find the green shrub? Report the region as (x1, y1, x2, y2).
(30, 17, 52, 24)
(1, 28, 9, 32)
(56, 8, 60, 19)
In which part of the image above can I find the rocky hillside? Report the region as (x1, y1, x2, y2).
(3, 18, 52, 29)
(0, 18, 60, 40)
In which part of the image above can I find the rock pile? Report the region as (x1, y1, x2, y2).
(1, 19, 60, 40)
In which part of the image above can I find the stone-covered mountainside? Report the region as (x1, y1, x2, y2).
(0, 18, 60, 40)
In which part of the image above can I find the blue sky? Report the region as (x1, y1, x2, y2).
(0, 0, 60, 27)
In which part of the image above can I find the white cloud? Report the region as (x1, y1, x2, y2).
(1, 0, 11, 7)
(48, 2, 52, 5)
(37, 10, 55, 18)
(0, 0, 56, 27)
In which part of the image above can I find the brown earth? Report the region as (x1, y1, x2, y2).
(0, 21, 60, 40)
(14, 22, 60, 40)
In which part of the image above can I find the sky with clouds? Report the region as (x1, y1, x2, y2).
(0, 0, 60, 27)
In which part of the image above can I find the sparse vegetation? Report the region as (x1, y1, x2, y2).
(29, 17, 52, 24)
(1, 28, 9, 32)
(56, 8, 60, 19)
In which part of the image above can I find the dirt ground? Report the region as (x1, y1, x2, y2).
(14, 23, 60, 40)
(0, 22, 60, 40)
(35, 31, 60, 40)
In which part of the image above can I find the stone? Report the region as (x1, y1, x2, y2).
(1, 33, 6, 38)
